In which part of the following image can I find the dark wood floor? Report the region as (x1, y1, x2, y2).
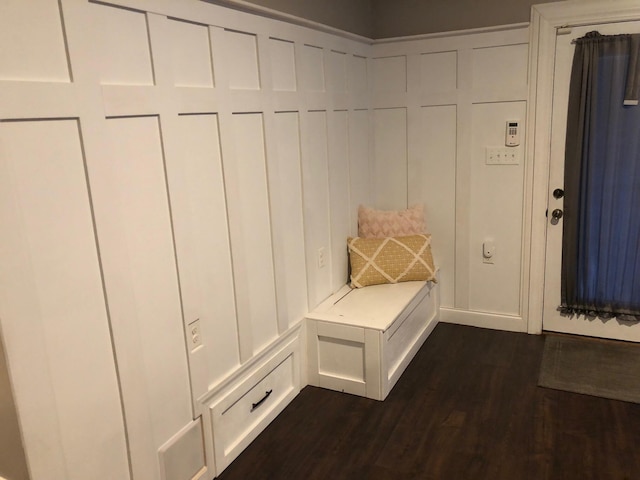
(217, 323, 640, 480)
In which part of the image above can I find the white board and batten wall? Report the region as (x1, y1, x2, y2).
(0, 0, 370, 479)
(371, 26, 531, 332)
(0, 0, 534, 479)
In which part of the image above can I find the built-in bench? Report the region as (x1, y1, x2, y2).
(306, 277, 440, 400)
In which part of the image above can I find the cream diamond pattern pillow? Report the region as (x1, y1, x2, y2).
(348, 234, 437, 288)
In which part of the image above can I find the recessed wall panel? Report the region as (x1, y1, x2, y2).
(300, 45, 325, 92)
(0, 119, 129, 480)
(102, 116, 191, 479)
(472, 44, 528, 91)
(421, 51, 457, 93)
(169, 19, 214, 87)
(301, 111, 331, 308)
(373, 108, 407, 209)
(348, 110, 371, 235)
(225, 30, 260, 90)
(373, 56, 406, 93)
(270, 112, 308, 328)
(270, 38, 297, 91)
(226, 114, 278, 353)
(93, 3, 154, 86)
(349, 55, 368, 94)
(469, 102, 526, 315)
(409, 106, 457, 308)
(328, 111, 350, 289)
(327, 51, 347, 93)
(169, 114, 239, 389)
(0, 0, 70, 82)
(0, 340, 28, 480)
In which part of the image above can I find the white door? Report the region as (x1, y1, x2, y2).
(543, 21, 640, 341)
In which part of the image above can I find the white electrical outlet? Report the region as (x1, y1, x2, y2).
(188, 319, 202, 351)
(483, 240, 496, 264)
(485, 147, 519, 165)
(318, 247, 326, 268)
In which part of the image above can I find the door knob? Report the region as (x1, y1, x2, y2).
(553, 188, 565, 199)
(551, 208, 563, 220)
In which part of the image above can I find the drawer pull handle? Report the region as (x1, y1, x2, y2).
(251, 389, 273, 412)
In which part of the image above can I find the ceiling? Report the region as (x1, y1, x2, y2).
(207, 0, 560, 39)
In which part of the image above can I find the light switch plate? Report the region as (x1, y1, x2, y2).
(486, 147, 519, 165)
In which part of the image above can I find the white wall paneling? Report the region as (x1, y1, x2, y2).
(348, 55, 369, 108)
(409, 105, 457, 308)
(373, 55, 407, 93)
(327, 50, 348, 93)
(348, 109, 372, 233)
(453, 47, 473, 312)
(300, 111, 332, 309)
(328, 110, 351, 289)
(165, 113, 239, 400)
(168, 18, 215, 88)
(0, 0, 70, 82)
(221, 113, 279, 360)
(373, 108, 408, 210)
(372, 26, 530, 331)
(300, 44, 326, 92)
(420, 51, 457, 95)
(224, 29, 261, 90)
(0, 336, 29, 480)
(1, 0, 372, 478)
(269, 38, 297, 91)
(472, 44, 529, 94)
(0, 0, 539, 477)
(98, 116, 193, 480)
(0, 119, 130, 480)
(469, 101, 526, 315)
(268, 112, 309, 331)
(92, 2, 155, 86)
(14, 0, 638, 473)
(158, 417, 206, 480)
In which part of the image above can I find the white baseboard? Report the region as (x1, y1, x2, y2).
(440, 307, 527, 333)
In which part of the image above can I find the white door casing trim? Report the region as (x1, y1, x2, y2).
(526, 0, 640, 334)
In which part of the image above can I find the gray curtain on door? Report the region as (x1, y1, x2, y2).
(561, 31, 640, 320)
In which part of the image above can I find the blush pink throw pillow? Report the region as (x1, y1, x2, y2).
(358, 204, 426, 238)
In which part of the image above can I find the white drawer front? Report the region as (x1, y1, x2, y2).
(210, 347, 299, 473)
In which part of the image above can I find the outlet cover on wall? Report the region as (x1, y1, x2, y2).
(482, 240, 496, 264)
(188, 319, 202, 351)
(317, 247, 326, 268)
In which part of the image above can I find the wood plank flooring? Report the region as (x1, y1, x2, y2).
(217, 323, 640, 480)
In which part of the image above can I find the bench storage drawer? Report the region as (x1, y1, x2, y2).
(306, 279, 439, 401)
(207, 337, 301, 473)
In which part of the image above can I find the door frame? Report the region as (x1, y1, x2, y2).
(526, 0, 640, 334)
